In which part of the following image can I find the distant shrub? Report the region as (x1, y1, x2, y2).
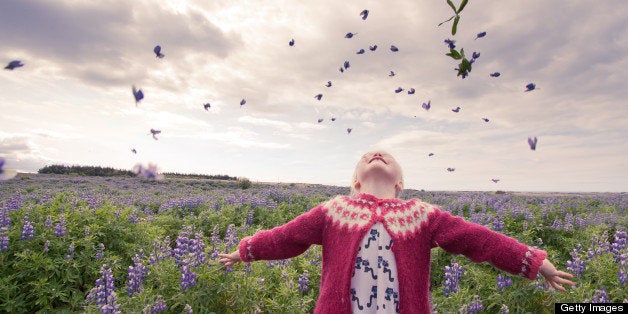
(496, 190, 506, 194)
(236, 177, 252, 189)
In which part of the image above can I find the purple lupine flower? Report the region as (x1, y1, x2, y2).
(127, 254, 148, 297)
(21, 214, 35, 240)
(472, 52, 480, 59)
(43, 240, 50, 252)
(246, 210, 255, 225)
(563, 213, 574, 231)
(566, 248, 587, 278)
(611, 231, 627, 261)
(496, 274, 513, 291)
(44, 215, 53, 228)
(174, 226, 193, 266)
(133, 163, 163, 180)
(190, 232, 206, 267)
(467, 295, 484, 313)
(224, 224, 238, 252)
(66, 242, 75, 259)
(618, 253, 627, 286)
(443, 261, 465, 297)
(1, 227, 9, 251)
(297, 270, 310, 292)
(475, 32, 487, 40)
(591, 287, 610, 303)
(152, 295, 167, 313)
(490, 72, 501, 77)
(422, 100, 431, 111)
(551, 217, 562, 230)
(96, 243, 105, 260)
(87, 265, 121, 314)
(180, 259, 197, 291)
(444, 39, 456, 49)
(525, 83, 536, 92)
(54, 215, 67, 236)
(528, 137, 538, 150)
(493, 217, 505, 231)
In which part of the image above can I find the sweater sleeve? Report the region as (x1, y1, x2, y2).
(428, 207, 546, 279)
(238, 204, 326, 263)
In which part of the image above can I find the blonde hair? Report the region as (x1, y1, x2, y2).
(349, 151, 404, 197)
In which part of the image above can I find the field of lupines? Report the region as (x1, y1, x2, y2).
(0, 174, 626, 313)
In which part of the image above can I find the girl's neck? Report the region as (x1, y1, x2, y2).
(357, 181, 397, 199)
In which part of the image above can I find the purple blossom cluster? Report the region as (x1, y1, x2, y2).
(43, 240, 50, 252)
(54, 215, 67, 236)
(152, 295, 167, 313)
(591, 287, 610, 303)
(0, 207, 10, 251)
(223, 224, 239, 252)
(21, 214, 34, 240)
(173, 226, 206, 267)
(179, 258, 197, 291)
(610, 230, 626, 261)
(87, 264, 121, 314)
(443, 261, 465, 297)
(492, 217, 505, 231)
(467, 295, 484, 313)
(587, 234, 610, 259)
(566, 247, 587, 278)
(496, 274, 513, 291)
(618, 253, 627, 286)
(44, 214, 53, 228)
(96, 243, 105, 260)
(127, 254, 148, 297)
(149, 237, 172, 264)
(65, 242, 75, 259)
(297, 270, 310, 292)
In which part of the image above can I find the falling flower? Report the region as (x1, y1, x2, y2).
(240, 99, 246, 107)
(390, 45, 399, 52)
(314, 94, 323, 101)
(132, 85, 144, 105)
(4, 60, 24, 70)
(0, 158, 17, 181)
(345, 32, 357, 38)
(344, 60, 350, 69)
(472, 51, 481, 59)
(422, 100, 431, 111)
(447, 167, 455, 172)
(317, 118, 323, 123)
(347, 128, 352, 134)
(133, 163, 164, 180)
(395, 87, 404, 93)
(389, 71, 395, 77)
(444, 39, 456, 49)
(525, 83, 536, 92)
(289, 39, 295, 46)
(339, 67, 344, 73)
(491, 179, 500, 183)
(325, 81, 332, 87)
(452, 107, 461, 113)
(360, 9, 369, 20)
(475, 31, 487, 40)
(407, 88, 416, 95)
(131, 148, 137, 154)
(149, 129, 161, 140)
(356, 48, 365, 54)
(482, 118, 489, 122)
(331, 117, 336, 121)
(528, 137, 538, 150)
(490, 72, 501, 77)
(203, 103, 211, 110)
(153, 45, 165, 58)
(428, 153, 434, 157)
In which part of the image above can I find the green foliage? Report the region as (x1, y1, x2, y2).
(236, 177, 253, 190)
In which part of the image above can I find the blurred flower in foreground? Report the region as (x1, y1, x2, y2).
(133, 163, 164, 180)
(528, 137, 538, 150)
(4, 60, 24, 70)
(0, 157, 18, 180)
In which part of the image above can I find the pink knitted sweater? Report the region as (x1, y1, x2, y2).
(238, 193, 547, 313)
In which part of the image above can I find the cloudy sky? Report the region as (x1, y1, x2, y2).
(1, 0, 627, 192)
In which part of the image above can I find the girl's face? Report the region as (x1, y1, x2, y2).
(353, 151, 404, 193)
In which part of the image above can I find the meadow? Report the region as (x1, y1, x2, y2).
(0, 174, 626, 313)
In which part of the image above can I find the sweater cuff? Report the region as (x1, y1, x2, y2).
(238, 236, 255, 263)
(521, 246, 547, 280)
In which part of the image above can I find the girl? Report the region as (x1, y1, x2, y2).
(219, 151, 575, 313)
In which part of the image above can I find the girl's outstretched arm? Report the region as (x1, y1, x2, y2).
(218, 251, 241, 267)
(539, 259, 576, 292)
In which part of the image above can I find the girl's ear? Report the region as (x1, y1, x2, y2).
(353, 181, 361, 192)
(395, 181, 403, 193)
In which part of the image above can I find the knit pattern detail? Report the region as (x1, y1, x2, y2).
(323, 195, 436, 238)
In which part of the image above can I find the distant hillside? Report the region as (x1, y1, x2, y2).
(37, 164, 237, 180)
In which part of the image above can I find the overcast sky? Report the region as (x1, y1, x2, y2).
(1, 0, 627, 192)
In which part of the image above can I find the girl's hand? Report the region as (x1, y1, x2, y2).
(218, 251, 241, 267)
(539, 259, 575, 292)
